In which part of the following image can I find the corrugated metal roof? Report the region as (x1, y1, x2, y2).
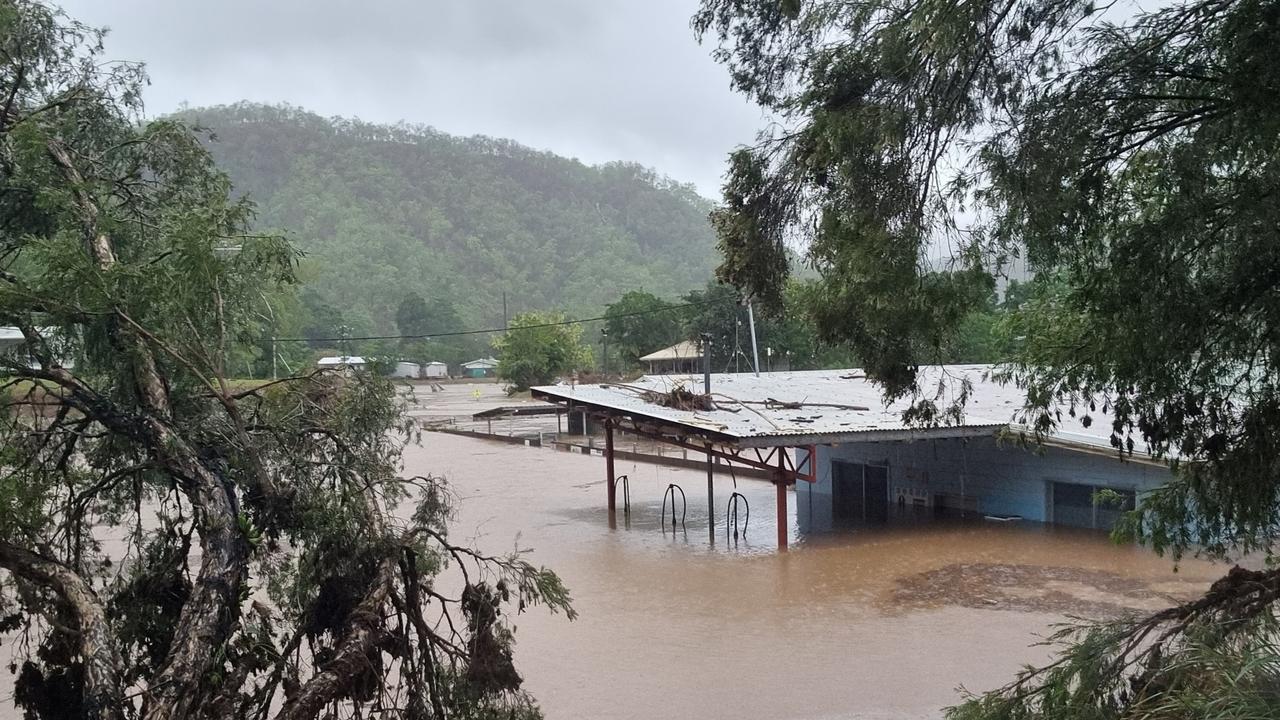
(317, 356, 366, 366)
(638, 341, 701, 362)
(532, 365, 1131, 453)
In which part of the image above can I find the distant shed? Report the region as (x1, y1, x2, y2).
(317, 355, 367, 370)
(639, 341, 701, 374)
(461, 357, 498, 378)
(390, 361, 421, 378)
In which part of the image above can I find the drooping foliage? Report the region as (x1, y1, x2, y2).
(0, 3, 572, 719)
(697, 0, 1280, 715)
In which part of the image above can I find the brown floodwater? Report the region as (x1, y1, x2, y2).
(0, 413, 1227, 719)
(410, 432, 1225, 720)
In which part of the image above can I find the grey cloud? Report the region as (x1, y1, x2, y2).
(56, 0, 763, 196)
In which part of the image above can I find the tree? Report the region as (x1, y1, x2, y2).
(394, 292, 432, 338)
(759, 279, 861, 371)
(0, 3, 571, 719)
(697, 0, 1280, 715)
(492, 312, 592, 391)
(603, 290, 683, 367)
(681, 281, 743, 370)
(174, 103, 721, 337)
(299, 287, 345, 349)
(394, 291, 462, 343)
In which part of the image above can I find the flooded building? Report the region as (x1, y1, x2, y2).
(532, 365, 1167, 543)
(461, 357, 499, 378)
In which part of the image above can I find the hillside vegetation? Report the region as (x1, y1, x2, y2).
(180, 103, 719, 340)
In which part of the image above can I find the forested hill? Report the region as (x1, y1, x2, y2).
(179, 103, 719, 335)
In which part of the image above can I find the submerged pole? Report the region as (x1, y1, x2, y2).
(605, 419, 616, 528)
(776, 449, 789, 551)
(706, 440, 715, 543)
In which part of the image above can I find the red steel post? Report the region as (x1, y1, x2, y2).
(776, 448, 788, 551)
(605, 418, 617, 527)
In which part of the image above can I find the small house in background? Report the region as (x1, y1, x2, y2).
(0, 326, 27, 354)
(389, 361, 447, 379)
(390, 361, 421, 378)
(317, 355, 367, 370)
(0, 326, 75, 369)
(461, 357, 498, 378)
(639, 340, 701, 374)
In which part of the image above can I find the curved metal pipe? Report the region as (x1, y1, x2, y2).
(726, 492, 750, 539)
(661, 483, 687, 530)
(613, 474, 630, 516)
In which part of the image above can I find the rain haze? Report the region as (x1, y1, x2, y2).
(2, 2, 1264, 720)
(56, 0, 765, 197)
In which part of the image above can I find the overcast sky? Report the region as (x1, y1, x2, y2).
(55, 0, 766, 198)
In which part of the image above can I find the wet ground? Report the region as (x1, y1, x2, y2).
(411, 432, 1225, 720)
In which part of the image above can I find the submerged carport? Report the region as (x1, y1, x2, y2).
(530, 366, 1030, 549)
(532, 365, 1167, 543)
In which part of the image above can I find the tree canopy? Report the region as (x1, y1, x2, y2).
(698, 0, 1280, 715)
(175, 103, 720, 344)
(603, 290, 685, 367)
(0, 3, 571, 718)
(492, 312, 593, 391)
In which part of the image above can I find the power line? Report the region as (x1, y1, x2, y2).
(274, 298, 726, 344)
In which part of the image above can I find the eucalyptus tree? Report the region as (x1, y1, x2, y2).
(697, 0, 1280, 715)
(0, 3, 570, 719)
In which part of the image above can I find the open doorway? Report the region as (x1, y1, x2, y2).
(832, 460, 889, 523)
(1050, 482, 1136, 530)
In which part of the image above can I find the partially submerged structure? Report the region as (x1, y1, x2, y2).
(390, 361, 422, 378)
(461, 357, 498, 378)
(532, 365, 1166, 549)
(638, 340, 702, 374)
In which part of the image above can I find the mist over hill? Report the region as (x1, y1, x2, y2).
(181, 103, 720, 336)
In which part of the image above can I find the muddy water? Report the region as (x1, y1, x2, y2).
(412, 432, 1224, 720)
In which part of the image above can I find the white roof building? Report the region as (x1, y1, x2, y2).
(532, 365, 1165, 544)
(638, 341, 701, 363)
(638, 341, 702, 374)
(533, 365, 1122, 452)
(317, 356, 366, 368)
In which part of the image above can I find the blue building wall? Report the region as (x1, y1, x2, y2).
(795, 436, 1169, 532)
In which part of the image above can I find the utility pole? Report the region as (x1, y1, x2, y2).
(271, 335, 278, 380)
(734, 317, 741, 373)
(700, 333, 715, 544)
(502, 290, 508, 330)
(700, 332, 712, 395)
(746, 300, 761, 377)
(600, 328, 609, 378)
